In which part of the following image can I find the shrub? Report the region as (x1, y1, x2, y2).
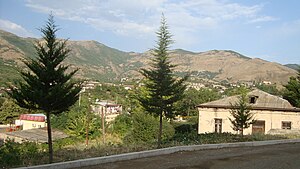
(111, 113, 133, 138)
(52, 106, 102, 139)
(0, 138, 45, 168)
(124, 112, 174, 144)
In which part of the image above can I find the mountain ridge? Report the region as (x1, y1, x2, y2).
(0, 29, 297, 85)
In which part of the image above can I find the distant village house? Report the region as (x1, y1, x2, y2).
(92, 100, 122, 122)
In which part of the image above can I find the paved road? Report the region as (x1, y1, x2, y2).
(78, 142, 300, 169)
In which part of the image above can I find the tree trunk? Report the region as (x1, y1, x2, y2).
(157, 111, 163, 148)
(241, 127, 244, 137)
(46, 111, 53, 163)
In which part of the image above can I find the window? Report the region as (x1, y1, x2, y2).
(249, 96, 258, 104)
(32, 124, 36, 127)
(214, 119, 222, 133)
(38, 125, 42, 128)
(282, 121, 291, 130)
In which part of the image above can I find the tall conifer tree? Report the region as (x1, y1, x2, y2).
(8, 15, 81, 163)
(229, 92, 255, 136)
(139, 14, 187, 148)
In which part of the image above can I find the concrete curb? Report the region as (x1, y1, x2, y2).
(16, 139, 300, 169)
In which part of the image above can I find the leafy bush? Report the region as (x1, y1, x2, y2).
(173, 122, 198, 134)
(111, 113, 133, 138)
(124, 112, 174, 144)
(52, 106, 102, 139)
(0, 138, 45, 168)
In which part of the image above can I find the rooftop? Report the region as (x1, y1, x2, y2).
(198, 89, 300, 112)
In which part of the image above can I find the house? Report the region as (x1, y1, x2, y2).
(17, 114, 47, 130)
(0, 114, 68, 143)
(92, 100, 122, 122)
(197, 89, 300, 135)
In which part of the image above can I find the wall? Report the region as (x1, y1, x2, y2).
(22, 120, 47, 130)
(198, 107, 300, 135)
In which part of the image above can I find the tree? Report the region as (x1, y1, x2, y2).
(124, 112, 174, 144)
(8, 15, 81, 163)
(225, 86, 250, 96)
(112, 113, 133, 138)
(256, 83, 281, 96)
(283, 70, 300, 107)
(0, 99, 27, 125)
(229, 92, 255, 136)
(138, 14, 187, 148)
(175, 88, 221, 117)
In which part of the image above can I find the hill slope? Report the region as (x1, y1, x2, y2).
(0, 29, 134, 82)
(0, 29, 297, 85)
(129, 50, 296, 84)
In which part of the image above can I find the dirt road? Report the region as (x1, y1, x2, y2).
(78, 142, 300, 169)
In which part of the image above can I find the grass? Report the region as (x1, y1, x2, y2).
(1, 132, 299, 168)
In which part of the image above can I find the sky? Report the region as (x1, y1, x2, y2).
(0, 0, 299, 64)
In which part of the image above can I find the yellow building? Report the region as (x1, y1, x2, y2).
(198, 89, 300, 135)
(18, 114, 47, 130)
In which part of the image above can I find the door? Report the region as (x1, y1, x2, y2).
(252, 120, 265, 134)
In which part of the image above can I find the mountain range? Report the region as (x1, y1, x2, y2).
(0, 29, 297, 86)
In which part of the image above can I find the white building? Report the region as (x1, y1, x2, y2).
(92, 101, 122, 122)
(198, 89, 300, 135)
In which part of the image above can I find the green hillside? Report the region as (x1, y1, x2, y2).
(0, 59, 20, 86)
(0, 30, 134, 83)
(284, 64, 299, 71)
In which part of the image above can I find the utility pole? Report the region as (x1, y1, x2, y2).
(86, 96, 91, 146)
(101, 104, 105, 145)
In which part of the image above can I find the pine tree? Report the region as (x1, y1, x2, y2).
(283, 69, 300, 107)
(229, 93, 255, 136)
(8, 15, 81, 163)
(138, 14, 187, 148)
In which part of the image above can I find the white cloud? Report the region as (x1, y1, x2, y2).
(25, 0, 277, 40)
(248, 16, 278, 23)
(0, 19, 35, 37)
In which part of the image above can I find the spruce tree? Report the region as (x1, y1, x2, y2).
(283, 69, 300, 107)
(229, 92, 255, 136)
(139, 14, 187, 148)
(8, 15, 81, 163)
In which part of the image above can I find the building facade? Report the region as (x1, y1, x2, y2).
(18, 114, 47, 130)
(198, 89, 300, 135)
(92, 100, 122, 122)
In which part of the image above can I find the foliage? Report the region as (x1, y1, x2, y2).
(0, 97, 5, 107)
(0, 98, 27, 124)
(91, 84, 133, 112)
(111, 113, 133, 138)
(0, 59, 21, 86)
(124, 112, 175, 144)
(256, 83, 281, 96)
(138, 14, 187, 147)
(52, 105, 102, 139)
(283, 70, 300, 107)
(224, 86, 250, 96)
(175, 88, 221, 116)
(7, 15, 81, 163)
(173, 122, 198, 134)
(229, 92, 255, 136)
(0, 139, 45, 168)
(0, 132, 292, 168)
